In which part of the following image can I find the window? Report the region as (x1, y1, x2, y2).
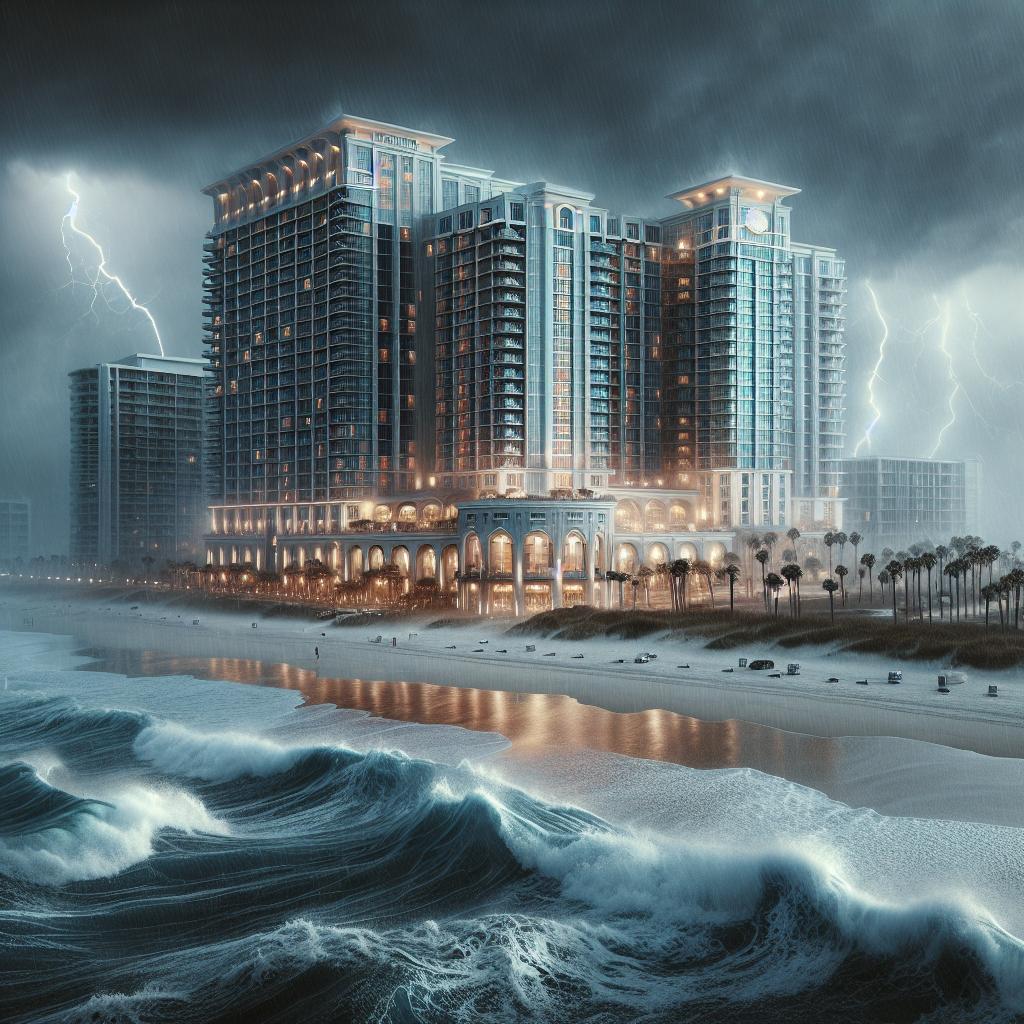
(626, 222, 640, 240)
(353, 146, 372, 172)
(510, 202, 524, 221)
(464, 184, 479, 204)
(480, 208, 491, 224)
(589, 215, 601, 233)
(458, 210, 474, 230)
(558, 207, 574, 230)
(441, 178, 459, 209)
(439, 215, 453, 234)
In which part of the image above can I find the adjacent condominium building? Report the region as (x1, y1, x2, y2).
(202, 115, 846, 611)
(69, 353, 205, 567)
(0, 499, 31, 567)
(840, 456, 981, 550)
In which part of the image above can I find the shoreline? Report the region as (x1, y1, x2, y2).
(2, 579, 1023, 756)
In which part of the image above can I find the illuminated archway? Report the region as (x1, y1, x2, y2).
(561, 531, 587, 574)
(488, 531, 514, 575)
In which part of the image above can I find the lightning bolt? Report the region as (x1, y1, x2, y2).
(853, 280, 888, 456)
(61, 174, 164, 356)
(964, 292, 1013, 392)
(928, 297, 959, 457)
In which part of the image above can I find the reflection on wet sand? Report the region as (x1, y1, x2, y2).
(87, 647, 841, 791)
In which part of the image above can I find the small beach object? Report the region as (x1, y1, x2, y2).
(445, 645, 456, 649)
(855, 678, 867, 685)
(937, 685, 951, 694)
(473, 648, 484, 653)
(613, 658, 625, 664)
(787, 663, 800, 676)
(192, 618, 200, 625)
(525, 645, 536, 653)
(634, 653, 650, 664)
(738, 658, 747, 668)
(827, 676, 839, 683)
(987, 685, 998, 697)
(768, 672, 782, 678)
(749, 659, 774, 671)
(572, 654, 584, 659)
(722, 667, 734, 673)
(478, 639, 488, 644)
(887, 671, 903, 684)
(252, 622, 258, 629)
(544, 652, 556, 657)
(677, 664, 690, 669)
(496, 649, 508, 654)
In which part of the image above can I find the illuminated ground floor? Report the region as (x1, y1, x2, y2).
(205, 493, 750, 616)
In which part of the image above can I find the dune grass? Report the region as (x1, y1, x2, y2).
(507, 606, 1024, 670)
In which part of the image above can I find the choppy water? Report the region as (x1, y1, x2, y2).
(1, 631, 1023, 1023)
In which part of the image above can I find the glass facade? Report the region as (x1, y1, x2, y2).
(70, 356, 204, 566)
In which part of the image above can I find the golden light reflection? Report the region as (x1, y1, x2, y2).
(87, 648, 841, 786)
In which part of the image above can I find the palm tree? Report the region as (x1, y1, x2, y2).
(878, 568, 891, 604)
(885, 560, 903, 625)
(981, 582, 996, 630)
(823, 531, 835, 575)
(902, 556, 917, 621)
(671, 558, 692, 611)
(834, 531, 848, 565)
(694, 559, 715, 608)
(835, 564, 849, 607)
(755, 549, 769, 610)
(1007, 567, 1024, 630)
(781, 562, 803, 616)
(786, 527, 801, 562)
(822, 578, 839, 623)
(848, 531, 862, 571)
(934, 544, 949, 619)
(860, 552, 876, 605)
(637, 565, 655, 607)
(763, 532, 779, 568)
(631, 574, 640, 609)
(919, 551, 937, 624)
(944, 559, 962, 623)
(717, 562, 742, 613)
(766, 573, 784, 616)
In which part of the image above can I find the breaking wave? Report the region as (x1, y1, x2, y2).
(0, 677, 1022, 1021)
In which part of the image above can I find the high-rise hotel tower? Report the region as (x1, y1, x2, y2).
(660, 177, 846, 529)
(202, 115, 845, 585)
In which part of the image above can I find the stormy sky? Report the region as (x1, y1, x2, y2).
(2, 0, 1022, 553)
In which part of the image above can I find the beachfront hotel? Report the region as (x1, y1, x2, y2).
(69, 353, 206, 568)
(201, 115, 847, 612)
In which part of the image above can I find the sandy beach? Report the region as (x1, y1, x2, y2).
(3, 583, 1022, 753)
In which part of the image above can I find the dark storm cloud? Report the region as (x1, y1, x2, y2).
(1, 0, 1023, 551)
(4, 0, 1023, 267)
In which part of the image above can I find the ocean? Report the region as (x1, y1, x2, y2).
(1, 629, 1022, 1023)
